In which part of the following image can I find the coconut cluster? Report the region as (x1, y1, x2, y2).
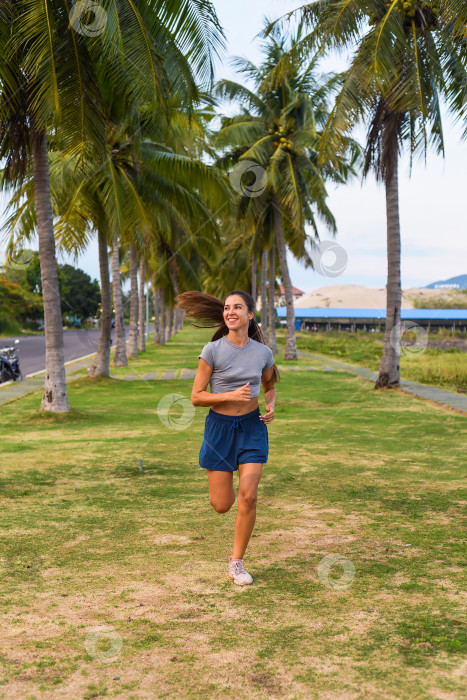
(269, 126, 295, 153)
(368, 0, 441, 29)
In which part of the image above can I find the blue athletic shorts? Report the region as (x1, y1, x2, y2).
(199, 407, 269, 472)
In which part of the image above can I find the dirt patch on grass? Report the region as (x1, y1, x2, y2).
(61, 534, 89, 547)
(274, 503, 373, 528)
(137, 531, 193, 546)
(426, 678, 467, 700)
(280, 504, 341, 515)
(422, 511, 463, 525)
(254, 526, 358, 563)
(0, 546, 462, 699)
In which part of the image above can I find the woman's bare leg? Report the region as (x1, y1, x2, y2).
(206, 469, 235, 513)
(231, 463, 263, 560)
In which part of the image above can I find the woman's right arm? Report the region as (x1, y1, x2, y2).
(191, 358, 251, 407)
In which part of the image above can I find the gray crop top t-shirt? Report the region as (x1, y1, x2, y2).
(198, 335, 275, 399)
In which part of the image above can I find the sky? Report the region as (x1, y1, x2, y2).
(1, 0, 466, 293)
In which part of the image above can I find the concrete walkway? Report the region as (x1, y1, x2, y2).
(1, 349, 465, 414)
(0, 355, 102, 406)
(0, 358, 199, 406)
(294, 348, 467, 414)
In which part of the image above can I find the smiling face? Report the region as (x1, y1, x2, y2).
(224, 294, 254, 331)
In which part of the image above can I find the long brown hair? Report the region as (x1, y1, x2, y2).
(175, 290, 280, 386)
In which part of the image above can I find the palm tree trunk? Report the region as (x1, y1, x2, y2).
(128, 245, 138, 358)
(175, 304, 183, 332)
(159, 287, 166, 345)
(153, 276, 161, 344)
(166, 306, 173, 342)
(268, 242, 278, 355)
(251, 254, 257, 306)
(170, 262, 182, 333)
(261, 247, 268, 343)
(138, 258, 146, 352)
(31, 127, 70, 411)
(111, 240, 127, 366)
(88, 229, 111, 377)
(375, 152, 401, 388)
(178, 308, 185, 330)
(273, 196, 297, 360)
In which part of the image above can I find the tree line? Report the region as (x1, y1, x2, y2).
(0, 1, 465, 411)
(0, 251, 101, 331)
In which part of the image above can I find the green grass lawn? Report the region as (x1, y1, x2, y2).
(0, 325, 465, 698)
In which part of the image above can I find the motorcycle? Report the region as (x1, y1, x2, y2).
(0, 340, 22, 383)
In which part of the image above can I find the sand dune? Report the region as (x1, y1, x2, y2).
(293, 284, 464, 309)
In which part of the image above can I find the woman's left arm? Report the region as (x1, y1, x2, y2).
(260, 367, 276, 424)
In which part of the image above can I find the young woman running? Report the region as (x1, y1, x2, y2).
(175, 290, 280, 585)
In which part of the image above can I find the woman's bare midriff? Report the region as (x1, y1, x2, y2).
(211, 395, 259, 416)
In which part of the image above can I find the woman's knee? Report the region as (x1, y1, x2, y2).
(210, 493, 236, 513)
(238, 491, 257, 509)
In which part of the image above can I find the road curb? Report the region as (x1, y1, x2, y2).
(25, 351, 98, 378)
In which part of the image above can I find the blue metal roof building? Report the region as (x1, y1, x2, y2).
(275, 307, 467, 331)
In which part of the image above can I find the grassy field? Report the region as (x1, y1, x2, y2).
(0, 325, 466, 699)
(294, 329, 467, 392)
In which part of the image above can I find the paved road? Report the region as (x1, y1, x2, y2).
(0, 326, 129, 376)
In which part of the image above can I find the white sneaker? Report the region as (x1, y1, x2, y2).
(228, 556, 253, 585)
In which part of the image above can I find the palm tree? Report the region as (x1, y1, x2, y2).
(128, 245, 139, 358)
(138, 257, 146, 352)
(197, 209, 263, 306)
(269, 1, 467, 385)
(111, 241, 128, 366)
(261, 248, 268, 342)
(251, 253, 258, 302)
(159, 285, 167, 345)
(268, 242, 278, 354)
(214, 22, 359, 359)
(1, 142, 115, 377)
(3, 105, 230, 377)
(0, 0, 225, 411)
(152, 277, 162, 344)
(91, 229, 113, 376)
(138, 96, 233, 342)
